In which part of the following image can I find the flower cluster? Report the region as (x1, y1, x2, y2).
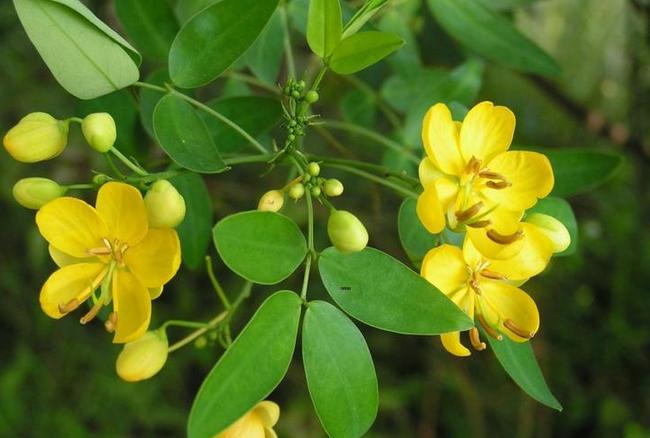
(417, 101, 570, 356)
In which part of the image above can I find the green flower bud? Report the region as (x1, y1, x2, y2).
(297, 80, 306, 90)
(81, 112, 116, 153)
(526, 213, 571, 253)
(144, 180, 186, 228)
(310, 186, 322, 197)
(12, 177, 67, 209)
(323, 179, 344, 197)
(116, 331, 168, 382)
(304, 90, 320, 103)
(194, 336, 208, 349)
(258, 189, 285, 212)
(307, 162, 321, 176)
(3, 112, 68, 163)
(92, 174, 111, 185)
(288, 183, 305, 200)
(291, 90, 301, 99)
(327, 210, 368, 253)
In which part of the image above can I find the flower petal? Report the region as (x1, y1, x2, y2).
(483, 151, 554, 211)
(217, 412, 265, 438)
(112, 269, 151, 344)
(421, 244, 469, 295)
(39, 263, 106, 319)
(149, 285, 164, 300)
(48, 245, 96, 267)
(440, 332, 471, 357)
(418, 157, 443, 187)
(480, 280, 540, 342)
(460, 101, 515, 163)
(525, 213, 571, 253)
(416, 185, 446, 234)
(466, 207, 524, 260)
(264, 427, 278, 438)
(422, 103, 465, 175)
(96, 182, 148, 246)
(125, 228, 181, 288)
(36, 197, 108, 258)
(253, 401, 280, 428)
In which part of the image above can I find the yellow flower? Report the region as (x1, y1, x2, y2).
(215, 400, 280, 438)
(417, 101, 554, 259)
(35, 182, 181, 343)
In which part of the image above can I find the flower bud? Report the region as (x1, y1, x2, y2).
(116, 330, 168, 382)
(327, 210, 369, 253)
(526, 213, 571, 253)
(323, 179, 344, 197)
(81, 113, 116, 153)
(304, 90, 320, 103)
(258, 190, 285, 212)
(12, 177, 67, 209)
(310, 186, 321, 197)
(144, 180, 186, 228)
(3, 112, 68, 163)
(288, 183, 305, 200)
(307, 162, 321, 176)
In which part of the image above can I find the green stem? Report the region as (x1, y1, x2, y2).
(167, 312, 228, 353)
(206, 255, 231, 310)
(65, 183, 95, 190)
(279, 4, 296, 79)
(133, 81, 166, 93)
(162, 320, 210, 330)
(223, 154, 275, 166)
(301, 190, 315, 301)
(322, 162, 419, 198)
(308, 154, 420, 186)
(109, 147, 148, 176)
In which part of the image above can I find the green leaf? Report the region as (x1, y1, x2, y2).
(200, 96, 282, 154)
(188, 291, 302, 438)
(427, 0, 561, 76)
(307, 0, 343, 58)
(526, 197, 578, 257)
(485, 335, 562, 411)
(340, 89, 377, 128)
(169, 0, 279, 88)
(13, 0, 140, 99)
(478, 0, 539, 10)
(174, 0, 215, 24)
(318, 247, 474, 335)
(138, 69, 169, 139)
(398, 198, 437, 264)
(303, 301, 378, 438)
(329, 31, 404, 74)
(114, 0, 179, 62)
(170, 173, 213, 270)
(245, 9, 284, 84)
(213, 211, 307, 284)
(153, 94, 227, 173)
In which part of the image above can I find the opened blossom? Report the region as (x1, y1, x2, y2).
(417, 101, 554, 259)
(36, 182, 181, 343)
(215, 400, 280, 438)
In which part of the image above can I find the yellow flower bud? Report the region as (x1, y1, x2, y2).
(307, 162, 321, 176)
(81, 112, 116, 153)
(3, 112, 68, 163)
(288, 183, 305, 200)
(258, 190, 285, 212)
(116, 331, 168, 382)
(526, 213, 571, 253)
(144, 180, 187, 228)
(12, 177, 67, 209)
(216, 400, 280, 438)
(323, 179, 344, 197)
(327, 210, 369, 253)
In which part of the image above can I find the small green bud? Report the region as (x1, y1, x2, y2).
(144, 180, 186, 228)
(289, 120, 297, 127)
(81, 113, 116, 153)
(288, 183, 305, 200)
(327, 210, 369, 253)
(307, 162, 321, 176)
(323, 179, 344, 197)
(116, 331, 168, 382)
(258, 189, 285, 212)
(310, 186, 321, 197)
(194, 336, 208, 349)
(12, 177, 67, 209)
(3, 112, 68, 163)
(287, 134, 296, 142)
(92, 174, 111, 185)
(297, 80, 306, 90)
(304, 90, 320, 103)
(303, 174, 312, 183)
(291, 90, 301, 99)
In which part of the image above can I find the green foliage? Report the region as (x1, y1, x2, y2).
(398, 197, 437, 263)
(302, 301, 378, 438)
(244, 9, 284, 85)
(306, 0, 342, 58)
(188, 291, 302, 438)
(328, 31, 404, 75)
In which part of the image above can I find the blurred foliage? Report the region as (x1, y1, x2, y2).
(1, 0, 649, 437)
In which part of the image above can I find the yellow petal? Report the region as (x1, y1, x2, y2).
(435, 177, 459, 211)
(422, 103, 465, 176)
(125, 228, 181, 288)
(149, 285, 164, 300)
(253, 401, 280, 428)
(416, 185, 446, 234)
(36, 197, 108, 258)
(466, 207, 524, 260)
(459, 101, 515, 163)
(96, 182, 148, 246)
(480, 280, 540, 342)
(39, 263, 106, 319)
(418, 157, 443, 187)
(440, 332, 471, 357)
(483, 151, 554, 211)
(48, 245, 96, 267)
(217, 412, 265, 438)
(525, 213, 571, 253)
(264, 427, 278, 438)
(421, 245, 469, 295)
(112, 269, 151, 344)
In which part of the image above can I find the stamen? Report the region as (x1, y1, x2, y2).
(470, 279, 482, 295)
(486, 180, 512, 190)
(87, 247, 112, 256)
(455, 202, 484, 222)
(466, 219, 492, 228)
(469, 328, 486, 351)
(466, 157, 481, 175)
(80, 301, 103, 325)
(480, 269, 507, 280)
(504, 319, 534, 339)
(487, 229, 523, 244)
(58, 298, 80, 314)
(102, 238, 113, 250)
(104, 312, 118, 333)
(478, 170, 506, 180)
(477, 313, 503, 340)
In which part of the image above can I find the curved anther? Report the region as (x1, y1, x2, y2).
(504, 319, 534, 339)
(467, 219, 492, 228)
(486, 180, 512, 190)
(487, 229, 523, 244)
(104, 312, 118, 333)
(480, 269, 507, 280)
(477, 313, 503, 340)
(465, 157, 482, 175)
(80, 301, 103, 325)
(469, 328, 487, 351)
(470, 279, 482, 295)
(455, 202, 484, 222)
(58, 298, 80, 314)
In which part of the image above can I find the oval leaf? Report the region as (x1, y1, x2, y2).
(245, 9, 284, 84)
(318, 247, 473, 334)
(545, 148, 623, 197)
(485, 335, 562, 411)
(13, 0, 140, 99)
(188, 291, 303, 438)
(213, 211, 307, 284)
(169, 0, 279, 88)
(329, 31, 404, 75)
(153, 94, 227, 173)
(307, 0, 343, 58)
(427, 0, 560, 76)
(526, 196, 577, 257)
(398, 198, 438, 264)
(303, 301, 378, 438)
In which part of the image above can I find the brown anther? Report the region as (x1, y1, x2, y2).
(469, 328, 487, 351)
(466, 219, 492, 228)
(504, 319, 534, 339)
(480, 269, 507, 280)
(466, 157, 482, 175)
(79, 301, 103, 325)
(455, 202, 484, 222)
(104, 312, 118, 333)
(486, 180, 512, 190)
(477, 313, 503, 340)
(486, 229, 523, 244)
(470, 279, 482, 295)
(478, 170, 506, 180)
(58, 298, 80, 314)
